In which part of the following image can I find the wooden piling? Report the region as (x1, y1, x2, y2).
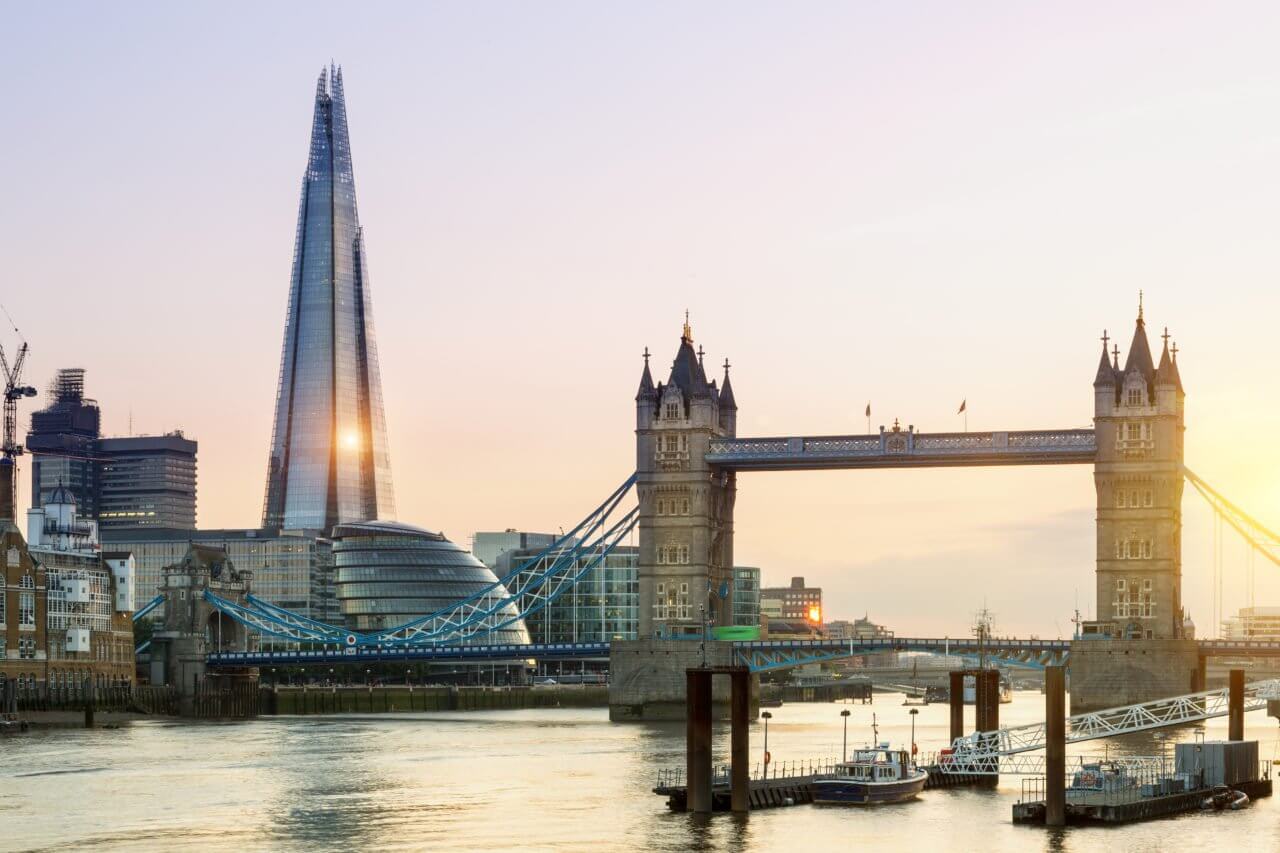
(1229, 669, 1245, 741)
(686, 669, 713, 814)
(730, 670, 750, 813)
(949, 670, 964, 742)
(1045, 665, 1066, 827)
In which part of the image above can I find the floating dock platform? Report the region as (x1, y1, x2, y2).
(655, 762, 987, 811)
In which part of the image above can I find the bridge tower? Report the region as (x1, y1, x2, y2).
(635, 316, 737, 638)
(1073, 298, 1197, 711)
(148, 545, 259, 706)
(1091, 299, 1186, 639)
(611, 318, 750, 720)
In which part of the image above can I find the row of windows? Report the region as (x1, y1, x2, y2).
(656, 498, 690, 516)
(657, 544, 691, 565)
(1114, 489, 1155, 509)
(1115, 579, 1153, 592)
(1115, 539, 1153, 560)
(654, 582, 691, 620)
(1114, 598, 1156, 618)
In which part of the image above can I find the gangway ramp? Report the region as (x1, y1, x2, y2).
(943, 677, 1280, 774)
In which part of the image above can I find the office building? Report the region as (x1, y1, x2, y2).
(26, 369, 197, 531)
(263, 65, 395, 532)
(103, 527, 335, 624)
(97, 434, 197, 531)
(333, 520, 529, 642)
(26, 368, 100, 515)
(761, 576, 823, 624)
(1222, 607, 1280, 642)
(732, 566, 761, 627)
(496, 545, 638, 644)
(472, 530, 557, 573)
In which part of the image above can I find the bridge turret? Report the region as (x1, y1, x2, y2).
(635, 316, 737, 639)
(1091, 297, 1186, 641)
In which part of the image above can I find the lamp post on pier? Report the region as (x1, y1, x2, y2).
(840, 708, 851, 761)
(909, 708, 919, 762)
(762, 710, 772, 780)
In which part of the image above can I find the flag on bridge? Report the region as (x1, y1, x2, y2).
(957, 399, 966, 414)
(865, 402, 871, 417)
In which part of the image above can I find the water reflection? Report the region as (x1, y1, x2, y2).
(2, 694, 1274, 852)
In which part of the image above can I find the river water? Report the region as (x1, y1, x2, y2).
(3, 691, 1277, 852)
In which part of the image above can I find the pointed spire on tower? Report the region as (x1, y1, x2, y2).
(1156, 326, 1177, 386)
(636, 346, 656, 401)
(1170, 340, 1184, 393)
(1094, 330, 1116, 386)
(720, 358, 737, 410)
(1123, 295, 1155, 380)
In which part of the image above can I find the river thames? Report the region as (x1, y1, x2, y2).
(4, 691, 1277, 852)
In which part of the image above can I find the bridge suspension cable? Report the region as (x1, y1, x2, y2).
(1183, 466, 1280, 569)
(199, 474, 639, 648)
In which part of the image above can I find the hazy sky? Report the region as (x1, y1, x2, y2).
(4, 3, 1279, 636)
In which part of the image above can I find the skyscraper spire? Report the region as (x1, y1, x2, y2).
(263, 67, 395, 531)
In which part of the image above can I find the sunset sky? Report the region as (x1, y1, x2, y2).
(4, 2, 1280, 636)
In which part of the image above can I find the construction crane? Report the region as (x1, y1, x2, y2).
(0, 307, 37, 511)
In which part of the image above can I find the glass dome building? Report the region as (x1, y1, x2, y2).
(333, 520, 530, 644)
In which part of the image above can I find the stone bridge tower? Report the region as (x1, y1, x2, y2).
(1091, 299, 1186, 639)
(1074, 298, 1196, 712)
(635, 317, 737, 639)
(149, 545, 258, 698)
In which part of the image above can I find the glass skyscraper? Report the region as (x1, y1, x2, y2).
(263, 66, 395, 532)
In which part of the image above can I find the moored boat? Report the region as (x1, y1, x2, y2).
(813, 742, 928, 805)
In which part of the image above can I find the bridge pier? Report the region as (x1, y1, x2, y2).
(609, 639, 757, 721)
(1068, 638, 1200, 713)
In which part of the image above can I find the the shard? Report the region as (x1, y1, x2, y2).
(262, 66, 395, 532)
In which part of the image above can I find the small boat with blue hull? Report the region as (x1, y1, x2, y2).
(813, 744, 928, 805)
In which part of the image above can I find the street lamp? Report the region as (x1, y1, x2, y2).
(761, 710, 773, 780)
(909, 708, 920, 764)
(840, 709, 851, 761)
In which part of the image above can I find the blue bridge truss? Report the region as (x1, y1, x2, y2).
(177, 466, 1280, 673)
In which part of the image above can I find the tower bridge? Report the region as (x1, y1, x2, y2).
(150, 303, 1280, 721)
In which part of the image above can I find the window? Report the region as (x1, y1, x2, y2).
(1129, 490, 1139, 508)
(680, 498, 690, 515)
(19, 573, 34, 590)
(665, 402, 680, 419)
(1115, 538, 1152, 560)
(19, 592, 35, 629)
(656, 499, 666, 516)
(1116, 579, 1126, 592)
(1115, 491, 1126, 509)
(664, 435, 678, 452)
(1143, 490, 1154, 508)
(1126, 387, 1144, 406)
(1142, 579, 1152, 592)
(1127, 422, 1143, 441)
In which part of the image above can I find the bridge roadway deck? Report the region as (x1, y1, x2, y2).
(705, 429, 1097, 470)
(205, 636, 1280, 669)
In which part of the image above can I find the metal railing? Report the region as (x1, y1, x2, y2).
(655, 756, 841, 789)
